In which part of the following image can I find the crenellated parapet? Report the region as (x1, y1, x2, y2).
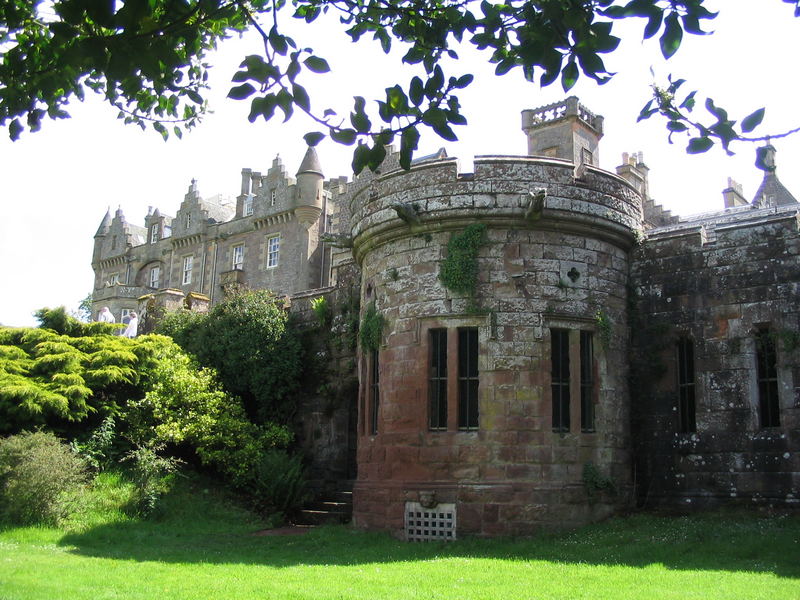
(349, 155, 642, 264)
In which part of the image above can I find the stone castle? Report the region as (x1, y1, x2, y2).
(92, 97, 799, 539)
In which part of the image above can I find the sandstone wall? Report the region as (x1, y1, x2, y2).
(631, 207, 800, 508)
(349, 156, 641, 536)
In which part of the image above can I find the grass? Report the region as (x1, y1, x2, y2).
(0, 472, 798, 600)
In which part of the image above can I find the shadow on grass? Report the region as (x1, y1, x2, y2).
(54, 478, 800, 579)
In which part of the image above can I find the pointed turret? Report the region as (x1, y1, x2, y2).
(94, 209, 112, 238)
(297, 145, 324, 177)
(752, 143, 798, 207)
(295, 146, 324, 228)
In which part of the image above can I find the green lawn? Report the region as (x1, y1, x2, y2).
(1, 473, 798, 600)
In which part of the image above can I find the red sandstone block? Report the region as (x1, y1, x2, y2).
(480, 465, 506, 479)
(506, 464, 541, 479)
(483, 503, 500, 523)
(458, 445, 490, 463)
(419, 445, 457, 463)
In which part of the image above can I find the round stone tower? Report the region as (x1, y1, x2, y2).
(349, 100, 643, 538)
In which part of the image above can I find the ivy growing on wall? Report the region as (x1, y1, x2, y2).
(439, 223, 487, 304)
(359, 301, 385, 352)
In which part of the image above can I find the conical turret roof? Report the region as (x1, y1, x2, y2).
(94, 209, 112, 237)
(297, 146, 323, 177)
(751, 144, 798, 207)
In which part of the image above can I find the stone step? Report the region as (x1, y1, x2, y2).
(295, 508, 351, 526)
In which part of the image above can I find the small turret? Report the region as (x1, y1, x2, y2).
(94, 209, 112, 238)
(521, 96, 604, 167)
(92, 209, 112, 264)
(295, 146, 324, 227)
(752, 143, 798, 208)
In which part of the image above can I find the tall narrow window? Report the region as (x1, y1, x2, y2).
(580, 331, 595, 432)
(267, 235, 280, 268)
(551, 328, 570, 432)
(150, 223, 159, 243)
(270, 190, 277, 206)
(458, 328, 479, 430)
(429, 329, 448, 430)
(232, 245, 244, 270)
(182, 255, 193, 285)
(185, 213, 192, 229)
(243, 194, 254, 216)
(756, 328, 780, 428)
(676, 337, 697, 433)
(149, 266, 160, 288)
(370, 350, 380, 435)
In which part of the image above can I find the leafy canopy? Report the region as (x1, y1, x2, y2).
(3, 0, 799, 170)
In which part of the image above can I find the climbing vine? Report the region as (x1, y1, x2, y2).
(359, 301, 385, 352)
(439, 223, 487, 303)
(594, 309, 612, 349)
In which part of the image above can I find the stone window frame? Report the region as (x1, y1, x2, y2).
(544, 315, 601, 436)
(108, 272, 121, 286)
(182, 255, 193, 285)
(232, 244, 245, 271)
(428, 328, 448, 431)
(676, 336, 697, 433)
(457, 327, 480, 431)
(754, 325, 781, 429)
(270, 189, 277, 207)
(579, 330, 596, 433)
(185, 212, 192, 230)
(149, 223, 160, 244)
(369, 349, 380, 435)
(266, 234, 280, 269)
(149, 265, 160, 289)
(417, 315, 487, 434)
(243, 194, 254, 217)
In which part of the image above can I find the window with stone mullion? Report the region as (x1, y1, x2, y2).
(458, 327, 479, 430)
(429, 329, 448, 430)
(551, 328, 570, 432)
(580, 331, 595, 432)
(676, 337, 697, 433)
(756, 328, 780, 428)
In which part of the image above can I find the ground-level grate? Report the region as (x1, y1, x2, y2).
(404, 502, 456, 541)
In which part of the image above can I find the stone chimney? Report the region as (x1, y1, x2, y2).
(615, 151, 650, 199)
(521, 96, 604, 167)
(722, 178, 747, 208)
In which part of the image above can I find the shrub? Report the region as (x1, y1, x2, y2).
(127, 340, 292, 485)
(246, 449, 308, 517)
(153, 309, 207, 349)
(156, 290, 303, 425)
(0, 431, 87, 525)
(0, 325, 141, 433)
(71, 415, 119, 472)
(123, 444, 181, 518)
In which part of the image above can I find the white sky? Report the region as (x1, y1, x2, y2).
(1, 0, 798, 327)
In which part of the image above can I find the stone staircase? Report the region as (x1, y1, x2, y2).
(294, 481, 353, 526)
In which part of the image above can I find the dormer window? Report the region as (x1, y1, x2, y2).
(150, 223, 159, 244)
(244, 195, 254, 216)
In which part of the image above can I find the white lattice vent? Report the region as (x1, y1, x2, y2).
(404, 502, 456, 541)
